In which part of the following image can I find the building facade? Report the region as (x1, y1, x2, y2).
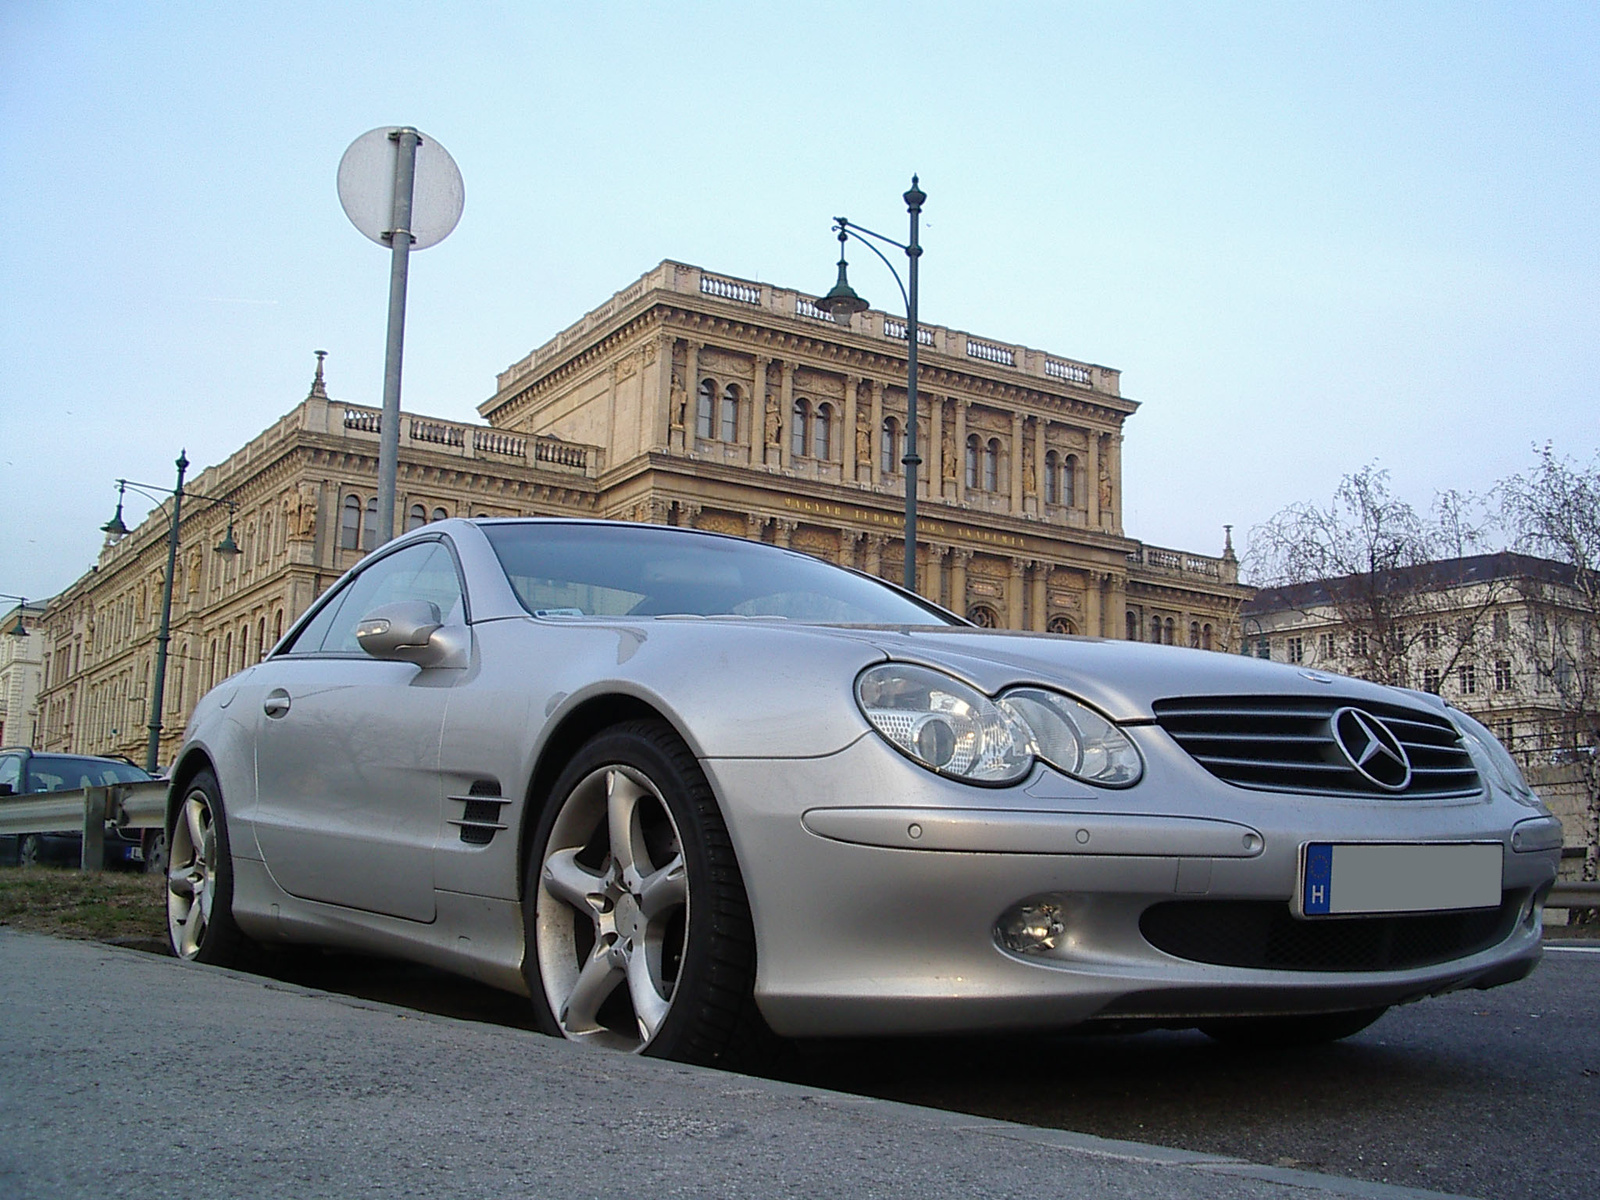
(32, 261, 1247, 768)
(1244, 553, 1591, 765)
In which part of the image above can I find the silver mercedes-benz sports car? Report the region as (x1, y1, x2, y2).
(166, 518, 1562, 1065)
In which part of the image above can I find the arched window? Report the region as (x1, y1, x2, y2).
(1201, 623, 1213, 651)
(1044, 450, 1059, 505)
(696, 379, 716, 440)
(1164, 618, 1176, 645)
(882, 417, 901, 474)
(274, 609, 284, 645)
(983, 439, 1000, 493)
(1151, 615, 1162, 643)
(258, 618, 267, 663)
(814, 403, 832, 461)
(223, 631, 233, 676)
(407, 504, 427, 532)
(1048, 615, 1075, 635)
(1063, 455, 1078, 508)
(792, 398, 810, 458)
(431, 507, 448, 523)
(207, 639, 217, 689)
(1189, 621, 1201, 649)
(720, 384, 740, 442)
(1126, 611, 1139, 641)
(341, 495, 362, 550)
(363, 498, 378, 550)
(965, 435, 979, 488)
(967, 604, 999, 628)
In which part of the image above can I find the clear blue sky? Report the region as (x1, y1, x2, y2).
(3, 1, 1596, 602)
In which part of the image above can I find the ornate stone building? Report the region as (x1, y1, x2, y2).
(1, 601, 48, 747)
(32, 261, 1246, 767)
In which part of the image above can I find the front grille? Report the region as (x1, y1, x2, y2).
(1152, 695, 1481, 798)
(1140, 895, 1522, 972)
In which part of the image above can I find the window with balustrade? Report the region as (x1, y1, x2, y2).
(721, 384, 740, 442)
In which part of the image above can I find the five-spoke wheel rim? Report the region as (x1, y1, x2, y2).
(536, 765, 689, 1052)
(167, 788, 217, 959)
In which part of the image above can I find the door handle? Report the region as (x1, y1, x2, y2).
(263, 689, 291, 719)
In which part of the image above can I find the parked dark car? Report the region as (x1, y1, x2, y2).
(0, 749, 155, 868)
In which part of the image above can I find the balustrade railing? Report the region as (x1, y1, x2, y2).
(884, 319, 935, 346)
(966, 339, 1016, 367)
(701, 275, 762, 305)
(1045, 358, 1092, 385)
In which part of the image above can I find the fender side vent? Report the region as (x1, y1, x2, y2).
(449, 782, 508, 846)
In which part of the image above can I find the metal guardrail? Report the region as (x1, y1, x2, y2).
(1549, 881, 1600, 909)
(0, 781, 168, 871)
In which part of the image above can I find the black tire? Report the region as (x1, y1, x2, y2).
(1198, 1006, 1389, 1049)
(165, 767, 249, 967)
(142, 827, 169, 876)
(523, 718, 773, 1068)
(18, 834, 43, 868)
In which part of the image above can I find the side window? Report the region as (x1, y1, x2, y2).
(280, 579, 356, 655)
(321, 542, 466, 654)
(0, 755, 22, 794)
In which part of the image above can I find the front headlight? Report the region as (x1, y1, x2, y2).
(1450, 708, 1545, 810)
(855, 663, 1143, 788)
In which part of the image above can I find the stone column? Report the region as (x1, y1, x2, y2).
(773, 518, 797, 548)
(951, 547, 971, 617)
(1086, 429, 1101, 528)
(778, 363, 796, 470)
(1033, 417, 1047, 516)
(842, 376, 859, 482)
(1085, 571, 1103, 637)
(1008, 558, 1026, 629)
(1106, 432, 1123, 533)
(926, 396, 942, 502)
(953, 400, 967, 502)
(745, 513, 767, 543)
(1030, 561, 1048, 632)
(1010, 411, 1025, 514)
(842, 529, 864, 570)
(651, 335, 674, 452)
(750, 357, 768, 465)
(681, 502, 703, 529)
(684, 341, 701, 443)
(867, 379, 884, 481)
(865, 533, 887, 577)
(1107, 574, 1126, 638)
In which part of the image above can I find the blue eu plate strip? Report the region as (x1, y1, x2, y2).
(1303, 843, 1333, 915)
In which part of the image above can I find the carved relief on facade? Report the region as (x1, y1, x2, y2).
(792, 526, 839, 560)
(698, 347, 749, 379)
(695, 510, 747, 538)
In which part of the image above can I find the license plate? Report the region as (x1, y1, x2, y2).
(1299, 842, 1502, 917)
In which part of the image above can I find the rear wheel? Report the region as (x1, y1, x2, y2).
(166, 768, 248, 966)
(18, 834, 43, 867)
(1199, 1006, 1389, 1048)
(524, 719, 771, 1067)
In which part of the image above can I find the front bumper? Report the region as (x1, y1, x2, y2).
(703, 731, 1558, 1039)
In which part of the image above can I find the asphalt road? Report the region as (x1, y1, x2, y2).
(0, 931, 1465, 1200)
(238, 939, 1600, 1200)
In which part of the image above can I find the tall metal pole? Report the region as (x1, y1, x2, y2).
(901, 176, 926, 592)
(146, 451, 187, 772)
(376, 127, 420, 547)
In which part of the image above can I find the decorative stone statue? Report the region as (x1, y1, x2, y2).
(764, 394, 780, 446)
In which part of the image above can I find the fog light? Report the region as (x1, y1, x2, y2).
(997, 901, 1067, 955)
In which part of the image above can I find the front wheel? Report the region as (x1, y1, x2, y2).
(1198, 1006, 1389, 1048)
(166, 768, 248, 966)
(18, 834, 43, 868)
(524, 719, 771, 1067)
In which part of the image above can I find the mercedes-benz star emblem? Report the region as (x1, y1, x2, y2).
(1330, 707, 1412, 791)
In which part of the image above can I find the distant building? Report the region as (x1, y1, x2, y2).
(32, 260, 1248, 766)
(1244, 552, 1590, 765)
(0, 600, 48, 746)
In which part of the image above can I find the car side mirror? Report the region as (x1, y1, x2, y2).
(355, 600, 467, 668)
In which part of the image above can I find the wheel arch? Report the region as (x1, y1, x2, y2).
(164, 747, 216, 834)
(515, 692, 713, 901)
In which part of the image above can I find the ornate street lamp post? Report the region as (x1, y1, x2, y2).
(101, 453, 241, 772)
(816, 176, 926, 593)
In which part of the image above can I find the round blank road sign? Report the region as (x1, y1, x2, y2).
(337, 127, 464, 250)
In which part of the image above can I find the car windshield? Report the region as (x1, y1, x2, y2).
(26, 756, 152, 793)
(483, 523, 959, 626)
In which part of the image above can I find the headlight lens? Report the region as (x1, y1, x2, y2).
(1450, 708, 1545, 809)
(856, 663, 1034, 784)
(998, 688, 1143, 787)
(855, 664, 1142, 787)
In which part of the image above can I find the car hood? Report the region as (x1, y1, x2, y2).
(822, 626, 1431, 723)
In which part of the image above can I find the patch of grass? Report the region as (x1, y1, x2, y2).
(0, 865, 167, 947)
